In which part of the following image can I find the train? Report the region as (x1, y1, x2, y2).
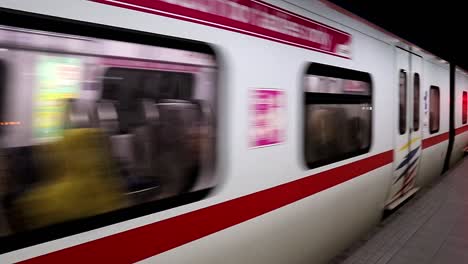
(0, 0, 467, 263)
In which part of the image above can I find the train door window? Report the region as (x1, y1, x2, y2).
(413, 73, 420, 131)
(399, 70, 407, 134)
(429, 86, 440, 133)
(463, 91, 467, 124)
(304, 63, 372, 169)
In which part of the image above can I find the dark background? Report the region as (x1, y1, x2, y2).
(327, 0, 467, 71)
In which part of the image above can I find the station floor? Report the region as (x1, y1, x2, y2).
(332, 157, 468, 264)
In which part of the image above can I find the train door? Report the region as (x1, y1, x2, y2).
(386, 48, 423, 209)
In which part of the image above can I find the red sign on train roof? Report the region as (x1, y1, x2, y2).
(91, 0, 352, 59)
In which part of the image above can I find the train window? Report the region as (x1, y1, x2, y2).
(0, 19, 217, 243)
(413, 73, 420, 131)
(463, 91, 467, 124)
(303, 63, 372, 169)
(399, 70, 407, 134)
(429, 86, 440, 133)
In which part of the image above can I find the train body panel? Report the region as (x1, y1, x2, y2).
(0, 0, 462, 263)
(416, 61, 450, 187)
(141, 166, 392, 264)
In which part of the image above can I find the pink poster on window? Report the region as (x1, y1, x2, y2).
(249, 89, 286, 148)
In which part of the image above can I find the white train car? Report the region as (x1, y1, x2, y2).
(0, 0, 466, 263)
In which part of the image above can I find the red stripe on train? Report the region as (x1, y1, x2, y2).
(455, 125, 468, 135)
(421, 126, 468, 149)
(20, 150, 393, 264)
(422, 132, 449, 149)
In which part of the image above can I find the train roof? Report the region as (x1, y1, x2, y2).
(269, 0, 454, 71)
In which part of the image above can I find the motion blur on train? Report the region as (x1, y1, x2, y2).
(0, 0, 467, 263)
(0, 27, 217, 234)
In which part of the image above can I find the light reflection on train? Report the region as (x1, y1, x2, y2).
(0, 27, 217, 235)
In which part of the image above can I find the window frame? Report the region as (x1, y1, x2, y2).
(429, 85, 440, 134)
(303, 63, 373, 170)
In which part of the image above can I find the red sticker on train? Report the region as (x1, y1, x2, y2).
(91, 0, 352, 58)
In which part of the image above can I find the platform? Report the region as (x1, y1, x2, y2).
(332, 157, 468, 264)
